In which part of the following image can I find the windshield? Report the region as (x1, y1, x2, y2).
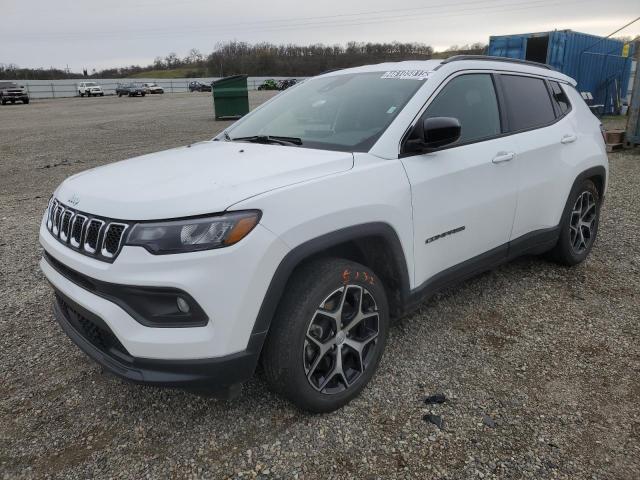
(228, 72, 426, 152)
(85, 82, 97, 86)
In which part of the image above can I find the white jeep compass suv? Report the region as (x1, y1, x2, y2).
(40, 56, 608, 412)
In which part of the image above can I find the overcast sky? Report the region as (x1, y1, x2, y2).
(1, 0, 638, 71)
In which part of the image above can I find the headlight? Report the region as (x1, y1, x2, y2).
(125, 210, 261, 254)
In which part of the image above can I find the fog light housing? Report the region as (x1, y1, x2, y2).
(177, 297, 190, 313)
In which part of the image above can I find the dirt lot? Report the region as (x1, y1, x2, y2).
(1, 94, 639, 479)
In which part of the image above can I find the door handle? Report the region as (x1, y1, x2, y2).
(561, 134, 577, 144)
(492, 152, 515, 164)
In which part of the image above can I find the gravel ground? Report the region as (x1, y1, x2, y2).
(1, 97, 639, 479)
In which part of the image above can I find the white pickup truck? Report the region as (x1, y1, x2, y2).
(78, 82, 104, 97)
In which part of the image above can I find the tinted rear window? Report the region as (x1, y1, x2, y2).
(549, 81, 571, 115)
(500, 75, 556, 131)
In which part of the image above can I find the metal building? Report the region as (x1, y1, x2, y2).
(626, 60, 640, 145)
(488, 30, 634, 114)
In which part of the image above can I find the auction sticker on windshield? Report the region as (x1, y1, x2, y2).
(381, 70, 429, 80)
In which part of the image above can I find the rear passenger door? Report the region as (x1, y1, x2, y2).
(401, 73, 519, 288)
(498, 74, 575, 240)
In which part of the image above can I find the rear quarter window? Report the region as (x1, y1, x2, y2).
(500, 75, 556, 132)
(549, 81, 571, 115)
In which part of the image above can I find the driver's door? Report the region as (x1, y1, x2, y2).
(400, 72, 519, 287)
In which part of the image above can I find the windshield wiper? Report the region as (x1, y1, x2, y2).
(230, 135, 303, 146)
(213, 131, 231, 142)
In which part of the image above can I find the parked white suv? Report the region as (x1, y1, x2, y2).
(78, 81, 104, 97)
(40, 56, 607, 412)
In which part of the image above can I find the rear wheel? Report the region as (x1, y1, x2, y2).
(79, 91, 84, 97)
(262, 258, 389, 412)
(549, 179, 601, 265)
(23, 98, 29, 104)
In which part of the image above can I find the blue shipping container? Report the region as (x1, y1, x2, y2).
(488, 30, 634, 114)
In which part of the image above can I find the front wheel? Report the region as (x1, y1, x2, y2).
(549, 179, 601, 265)
(262, 258, 389, 412)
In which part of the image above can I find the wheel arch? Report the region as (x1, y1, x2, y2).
(251, 223, 411, 341)
(569, 165, 607, 204)
(556, 165, 607, 235)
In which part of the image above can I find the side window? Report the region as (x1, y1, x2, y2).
(500, 75, 556, 131)
(549, 81, 571, 115)
(423, 74, 501, 145)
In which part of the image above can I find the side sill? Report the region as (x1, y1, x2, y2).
(403, 226, 560, 315)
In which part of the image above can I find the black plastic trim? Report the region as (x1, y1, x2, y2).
(251, 222, 410, 336)
(53, 289, 263, 391)
(405, 225, 560, 312)
(43, 251, 209, 328)
(560, 165, 607, 214)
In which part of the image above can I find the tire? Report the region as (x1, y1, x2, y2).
(87, 92, 91, 97)
(79, 91, 84, 97)
(100, 93, 104, 96)
(1, 98, 5, 105)
(23, 98, 29, 104)
(142, 93, 146, 97)
(549, 179, 601, 266)
(262, 257, 389, 412)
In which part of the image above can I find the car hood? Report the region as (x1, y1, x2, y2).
(55, 141, 354, 220)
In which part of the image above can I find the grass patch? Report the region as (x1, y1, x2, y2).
(130, 68, 205, 79)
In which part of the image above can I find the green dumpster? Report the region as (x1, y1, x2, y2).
(211, 75, 250, 120)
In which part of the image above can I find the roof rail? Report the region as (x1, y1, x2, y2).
(438, 55, 553, 70)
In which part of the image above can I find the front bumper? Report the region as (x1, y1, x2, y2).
(53, 289, 264, 391)
(39, 218, 289, 360)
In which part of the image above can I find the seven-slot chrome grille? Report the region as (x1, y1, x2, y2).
(45, 197, 129, 262)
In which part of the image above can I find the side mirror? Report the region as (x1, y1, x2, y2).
(404, 116, 462, 154)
